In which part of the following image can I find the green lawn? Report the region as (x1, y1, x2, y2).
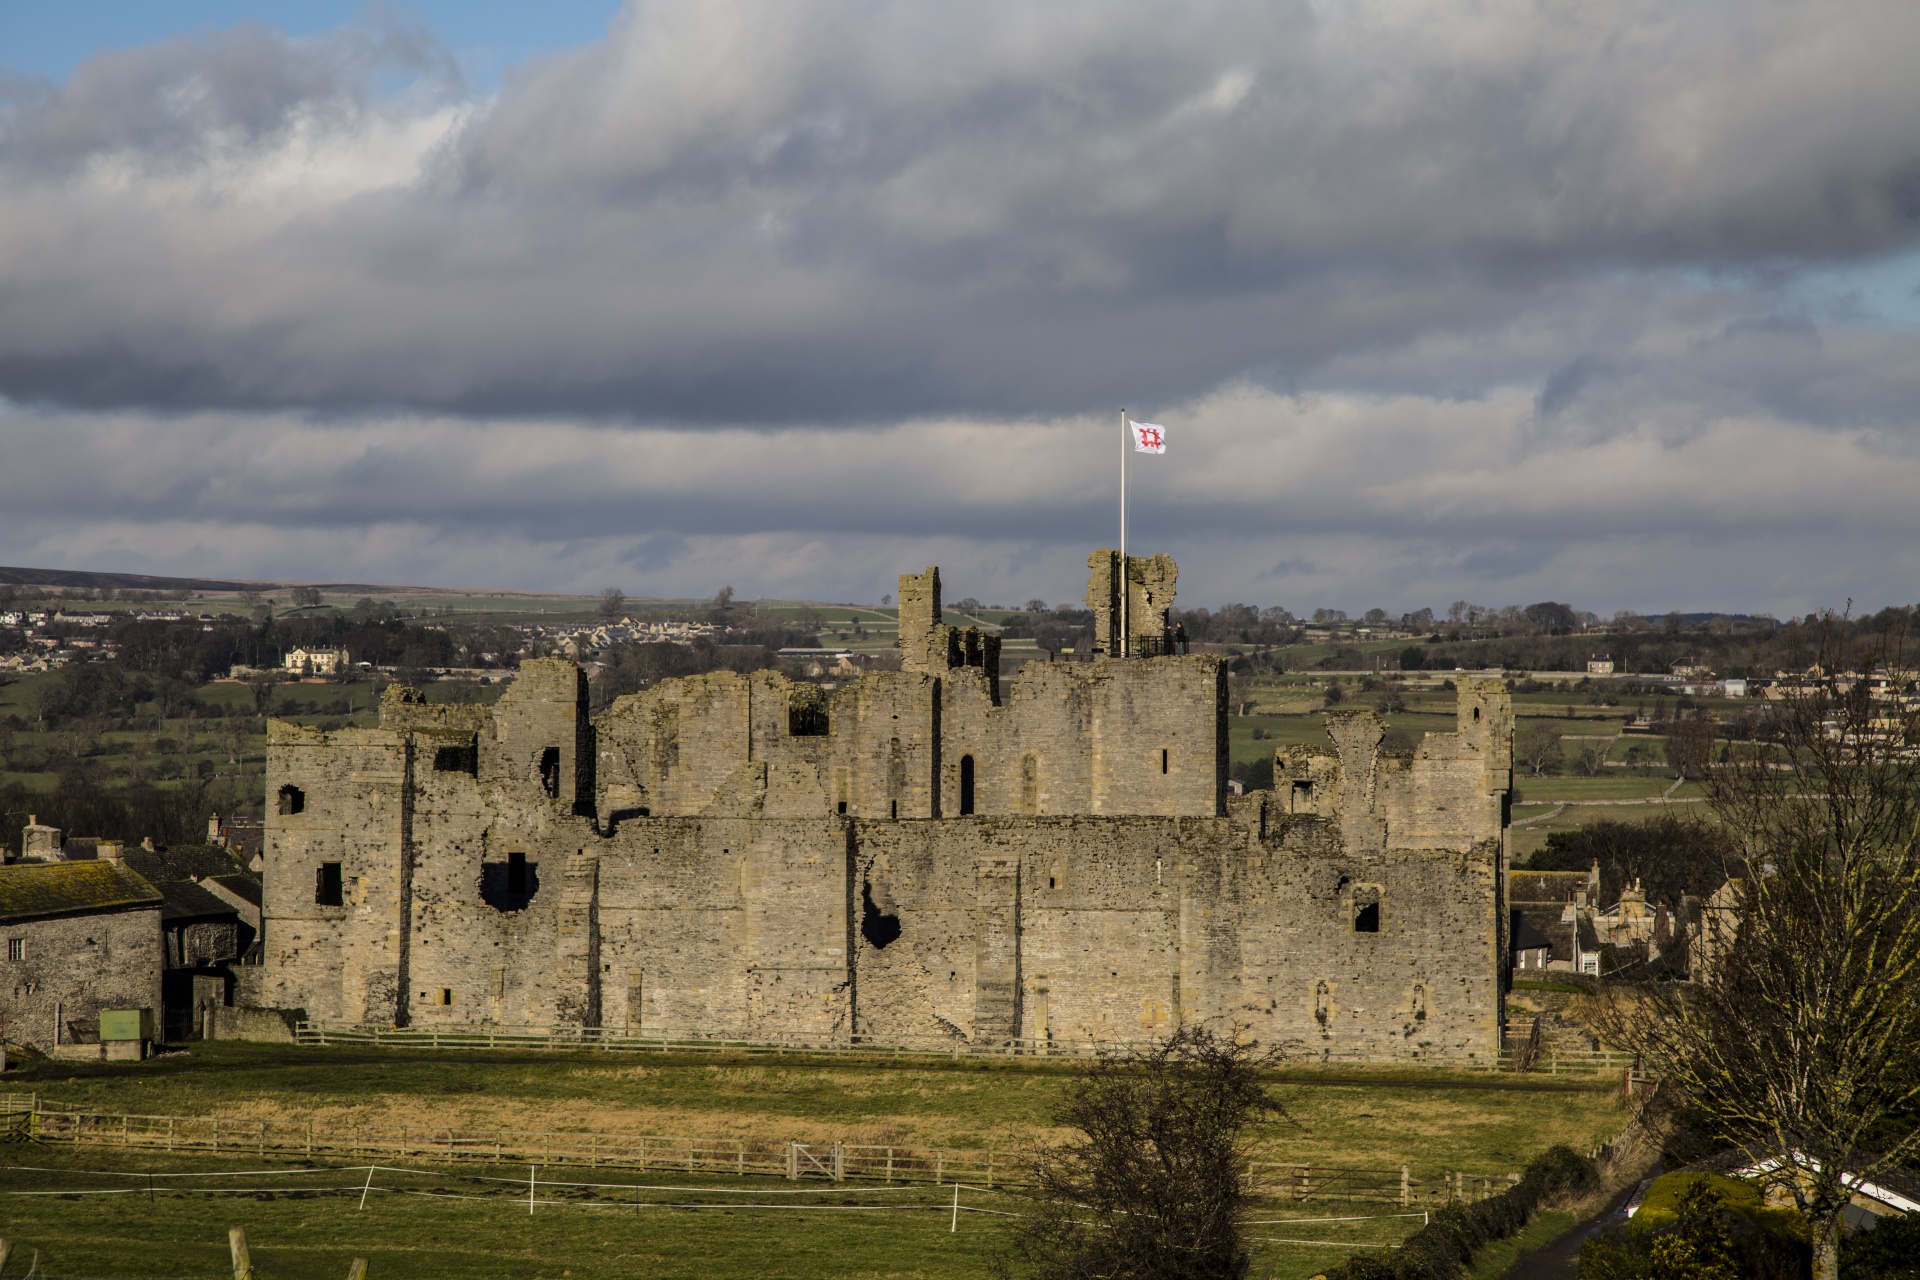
(1513, 775, 1679, 801)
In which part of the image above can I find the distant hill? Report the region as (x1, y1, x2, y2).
(0, 565, 386, 594)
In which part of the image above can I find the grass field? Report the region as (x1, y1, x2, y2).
(17, 1043, 1629, 1173)
(1, 1043, 1628, 1278)
(0, 1147, 1430, 1280)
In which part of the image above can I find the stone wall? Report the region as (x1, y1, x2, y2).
(0, 906, 162, 1052)
(255, 554, 1512, 1060)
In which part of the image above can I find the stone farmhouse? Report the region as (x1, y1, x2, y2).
(257, 550, 1517, 1061)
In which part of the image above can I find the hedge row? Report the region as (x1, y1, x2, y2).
(1320, 1145, 1598, 1280)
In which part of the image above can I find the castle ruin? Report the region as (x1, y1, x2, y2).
(257, 550, 1514, 1060)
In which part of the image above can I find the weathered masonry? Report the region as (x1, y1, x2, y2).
(258, 550, 1515, 1061)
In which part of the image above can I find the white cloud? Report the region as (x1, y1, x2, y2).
(3, 1, 1920, 613)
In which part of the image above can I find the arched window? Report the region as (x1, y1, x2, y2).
(959, 755, 975, 815)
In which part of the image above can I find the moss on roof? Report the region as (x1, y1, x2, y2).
(0, 861, 163, 924)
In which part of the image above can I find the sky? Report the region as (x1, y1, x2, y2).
(4, 2, 1920, 616)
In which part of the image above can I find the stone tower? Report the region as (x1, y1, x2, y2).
(1086, 549, 1178, 657)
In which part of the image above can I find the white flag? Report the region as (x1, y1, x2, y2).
(1130, 420, 1167, 453)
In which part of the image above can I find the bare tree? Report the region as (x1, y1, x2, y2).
(712, 586, 735, 609)
(1607, 657, 1920, 1280)
(1663, 716, 1716, 780)
(996, 1027, 1281, 1280)
(597, 587, 627, 620)
(1572, 742, 1606, 776)
(1520, 725, 1564, 777)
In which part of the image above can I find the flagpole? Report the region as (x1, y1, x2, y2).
(1120, 409, 1128, 657)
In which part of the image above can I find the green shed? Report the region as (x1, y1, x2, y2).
(99, 1009, 155, 1042)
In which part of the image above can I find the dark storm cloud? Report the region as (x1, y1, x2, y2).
(2, 0, 1920, 419)
(7, 0, 1920, 615)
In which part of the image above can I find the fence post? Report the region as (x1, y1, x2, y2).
(1400, 1165, 1409, 1207)
(229, 1226, 253, 1280)
(832, 1144, 844, 1182)
(346, 1260, 367, 1280)
(787, 1142, 798, 1180)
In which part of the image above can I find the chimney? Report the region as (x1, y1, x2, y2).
(96, 841, 123, 866)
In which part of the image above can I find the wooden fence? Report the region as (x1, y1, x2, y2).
(14, 1101, 1512, 1206)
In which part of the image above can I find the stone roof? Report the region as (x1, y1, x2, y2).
(120, 844, 251, 885)
(1510, 870, 1592, 902)
(157, 880, 238, 924)
(1510, 910, 1555, 955)
(0, 861, 163, 924)
(203, 873, 261, 908)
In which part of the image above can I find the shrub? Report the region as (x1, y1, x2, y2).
(1320, 1146, 1596, 1280)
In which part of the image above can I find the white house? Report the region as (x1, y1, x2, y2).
(283, 647, 348, 676)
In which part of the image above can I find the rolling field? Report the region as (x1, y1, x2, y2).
(0, 1043, 1629, 1279)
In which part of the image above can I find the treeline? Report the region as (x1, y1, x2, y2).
(0, 777, 220, 853)
(995, 608, 1094, 655)
(1172, 604, 1300, 647)
(590, 637, 801, 710)
(1406, 604, 1920, 675)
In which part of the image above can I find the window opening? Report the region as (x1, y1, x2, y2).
(315, 862, 343, 906)
(481, 854, 539, 911)
(277, 785, 305, 816)
(837, 801, 848, 816)
(440, 988, 453, 1006)
(860, 880, 902, 949)
(6, 938, 21, 961)
(433, 743, 477, 774)
(1473, 707, 1481, 721)
(539, 747, 562, 798)
(787, 690, 829, 736)
(959, 755, 975, 816)
(890, 800, 898, 819)
(1292, 780, 1313, 809)
(1160, 748, 1169, 775)
(1354, 886, 1381, 933)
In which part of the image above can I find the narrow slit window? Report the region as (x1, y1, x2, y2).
(315, 862, 343, 906)
(959, 755, 975, 816)
(439, 988, 454, 1006)
(1160, 748, 1169, 775)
